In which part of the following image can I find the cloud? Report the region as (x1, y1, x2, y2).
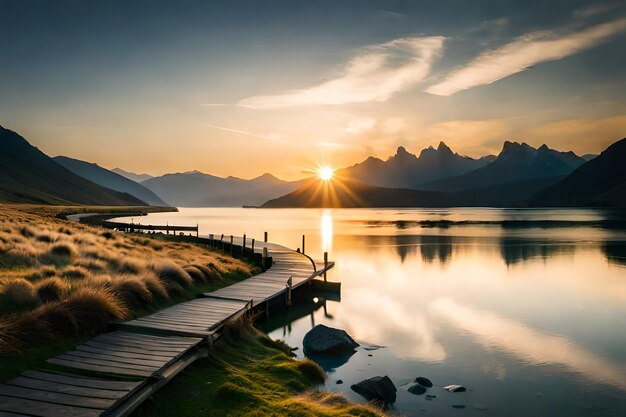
(237, 36, 445, 108)
(203, 123, 283, 142)
(426, 17, 626, 96)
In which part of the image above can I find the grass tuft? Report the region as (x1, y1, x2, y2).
(0, 278, 39, 309)
(151, 261, 193, 289)
(60, 265, 89, 280)
(36, 277, 70, 303)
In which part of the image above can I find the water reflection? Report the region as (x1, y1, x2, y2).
(120, 208, 626, 417)
(432, 298, 626, 391)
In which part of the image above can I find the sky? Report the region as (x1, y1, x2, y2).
(1, 0, 626, 180)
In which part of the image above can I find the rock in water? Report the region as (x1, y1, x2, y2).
(408, 384, 427, 395)
(444, 384, 467, 392)
(415, 377, 433, 387)
(351, 375, 397, 403)
(303, 324, 359, 356)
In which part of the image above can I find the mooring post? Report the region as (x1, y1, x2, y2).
(230, 235, 234, 257)
(302, 234, 305, 254)
(323, 251, 328, 282)
(264, 231, 268, 243)
(243, 234, 247, 251)
(196, 222, 199, 238)
(286, 276, 293, 306)
(251, 238, 255, 254)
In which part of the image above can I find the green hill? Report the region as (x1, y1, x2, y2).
(0, 125, 146, 205)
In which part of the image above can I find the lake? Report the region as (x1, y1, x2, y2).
(118, 208, 626, 416)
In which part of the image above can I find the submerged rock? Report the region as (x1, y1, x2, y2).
(351, 375, 397, 403)
(408, 384, 427, 395)
(444, 384, 467, 393)
(303, 324, 359, 356)
(415, 376, 433, 387)
(336, 380, 343, 384)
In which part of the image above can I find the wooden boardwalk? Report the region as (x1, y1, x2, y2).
(119, 297, 250, 338)
(0, 234, 334, 417)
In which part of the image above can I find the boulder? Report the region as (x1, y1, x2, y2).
(444, 384, 466, 392)
(303, 324, 359, 356)
(415, 376, 433, 387)
(351, 375, 397, 403)
(408, 384, 427, 395)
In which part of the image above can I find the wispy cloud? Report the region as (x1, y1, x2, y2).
(426, 17, 626, 96)
(237, 36, 445, 109)
(203, 124, 283, 141)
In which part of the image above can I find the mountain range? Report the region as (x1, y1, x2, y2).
(53, 156, 167, 206)
(2, 123, 624, 208)
(338, 142, 495, 189)
(0, 126, 145, 205)
(141, 171, 305, 207)
(531, 138, 626, 207)
(112, 168, 154, 183)
(266, 138, 626, 208)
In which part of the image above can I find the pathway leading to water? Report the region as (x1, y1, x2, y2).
(0, 234, 334, 417)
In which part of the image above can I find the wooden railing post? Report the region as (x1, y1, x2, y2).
(264, 231, 268, 243)
(323, 252, 328, 282)
(251, 238, 255, 254)
(286, 276, 293, 306)
(230, 235, 234, 257)
(302, 234, 305, 254)
(243, 234, 247, 251)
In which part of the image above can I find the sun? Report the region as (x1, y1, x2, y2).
(318, 166, 334, 181)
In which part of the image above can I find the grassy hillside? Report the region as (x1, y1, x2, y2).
(0, 205, 255, 379)
(0, 126, 146, 205)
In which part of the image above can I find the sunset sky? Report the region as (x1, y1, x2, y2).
(1, 0, 626, 180)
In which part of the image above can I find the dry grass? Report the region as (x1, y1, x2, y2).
(0, 205, 254, 353)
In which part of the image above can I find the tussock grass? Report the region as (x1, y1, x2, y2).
(60, 265, 89, 280)
(0, 278, 39, 309)
(0, 205, 253, 355)
(36, 277, 70, 303)
(150, 260, 193, 289)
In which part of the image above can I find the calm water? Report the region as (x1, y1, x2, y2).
(119, 208, 626, 416)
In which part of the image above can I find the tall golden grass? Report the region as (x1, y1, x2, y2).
(0, 206, 253, 352)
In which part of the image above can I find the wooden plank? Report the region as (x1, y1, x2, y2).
(6, 377, 127, 400)
(90, 337, 191, 354)
(76, 345, 172, 362)
(47, 358, 153, 378)
(54, 355, 157, 373)
(0, 412, 29, 417)
(0, 384, 114, 409)
(63, 351, 168, 368)
(0, 395, 103, 417)
(93, 333, 198, 348)
(85, 340, 185, 356)
(107, 332, 200, 346)
(21, 371, 140, 391)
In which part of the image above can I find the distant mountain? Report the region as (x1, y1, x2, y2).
(261, 175, 564, 209)
(262, 178, 456, 208)
(531, 138, 626, 207)
(112, 168, 154, 183)
(142, 171, 305, 207)
(0, 126, 145, 205)
(54, 156, 168, 206)
(581, 154, 598, 161)
(423, 142, 586, 192)
(337, 142, 494, 189)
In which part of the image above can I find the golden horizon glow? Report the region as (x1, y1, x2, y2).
(318, 166, 335, 181)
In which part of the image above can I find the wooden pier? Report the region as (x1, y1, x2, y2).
(0, 234, 334, 417)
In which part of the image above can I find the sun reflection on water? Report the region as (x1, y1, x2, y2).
(321, 210, 333, 253)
